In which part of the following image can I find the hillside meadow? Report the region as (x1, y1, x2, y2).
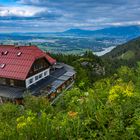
(1, 57, 140, 139)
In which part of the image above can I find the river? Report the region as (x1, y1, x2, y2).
(94, 46, 116, 56)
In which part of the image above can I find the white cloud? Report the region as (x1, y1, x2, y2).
(0, 0, 140, 32)
(18, 0, 48, 5)
(0, 6, 46, 17)
(104, 21, 140, 26)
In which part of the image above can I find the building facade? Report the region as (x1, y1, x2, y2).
(0, 45, 76, 104)
(0, 45, 56, 88)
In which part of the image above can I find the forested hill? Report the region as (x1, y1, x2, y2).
(63, 25, 140, 38)
(102, 36, 140, 67)
(104, 36, 140, 60)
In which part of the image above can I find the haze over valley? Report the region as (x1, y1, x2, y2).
(1, 25, 140, 55)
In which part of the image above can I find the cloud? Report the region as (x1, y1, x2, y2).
(0, 6, 45, 17)
(17, 0, 140, 23)
(18, 0, 48, 6)
(0, 4, 62, 21)
(0, 0, 140, 32)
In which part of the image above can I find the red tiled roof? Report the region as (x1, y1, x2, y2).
(0, 45, 56, 80)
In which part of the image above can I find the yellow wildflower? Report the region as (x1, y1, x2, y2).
(16, 116, 25, 123)
(68, 111, 78, 118)
(26, 116, 35, 125)
(108, 93, 119, 102)
(17, 122, 26, 130)
(108, 82, 134, 102)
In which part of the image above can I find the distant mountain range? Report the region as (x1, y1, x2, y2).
(0, 25, 140, 55)
(0, 25, 140, 40)
(62, 25, 140, 39)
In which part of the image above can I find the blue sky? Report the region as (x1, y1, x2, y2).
(0, 0, 140, 32)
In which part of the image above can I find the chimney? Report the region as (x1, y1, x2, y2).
(29, 43, 32, 46)
(14, 43, 20, 49)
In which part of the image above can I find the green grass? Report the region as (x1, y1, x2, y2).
(118, 50, 135, 60)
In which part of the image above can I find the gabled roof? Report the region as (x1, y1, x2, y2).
(0, 45, 56, 80)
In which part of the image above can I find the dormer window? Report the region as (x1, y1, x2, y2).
(1, 51, 8, 55)
(17, 52, 22, 56)
(4, 51, 8, 55)
(0, 64, 6, 69)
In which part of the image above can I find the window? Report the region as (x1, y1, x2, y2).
(62, 84, 66, 89)
(29, 78, 33, 84)
(35, 76, 38, 81)
(0, 64, 6, 69)
(44, 71, 48, 76)
(34, 65, 38, 71)
(0, 78, 6, 85)
(1, 51, 8, 55)
(17, 52, 22, 56)
(34, 63, 44, 71)
(10, 79, 14, 86)
(39, 74, 42, 79)
(4, 51, 8, 55)
(57, 88, 61, 93)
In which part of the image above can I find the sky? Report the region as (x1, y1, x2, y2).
(0, 0, 140, 32)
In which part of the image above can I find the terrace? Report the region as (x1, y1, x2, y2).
(0, 63, 76, 104)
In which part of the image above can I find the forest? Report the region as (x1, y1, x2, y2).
(1, 46, 140, 139)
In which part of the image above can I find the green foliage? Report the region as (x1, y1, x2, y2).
(1, 64, 140, 139)
(52, 51, 104, 87)
(102, 36, 140, 73)
(24, 96, 53, 113)
(1, 52, 140, 139)
(118, 50, 135, 60)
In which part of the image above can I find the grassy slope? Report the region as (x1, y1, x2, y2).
(117, 50, 135, 60)
(103, 36, 140, 61)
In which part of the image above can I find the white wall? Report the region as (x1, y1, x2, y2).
(25, 68, 50, 88)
